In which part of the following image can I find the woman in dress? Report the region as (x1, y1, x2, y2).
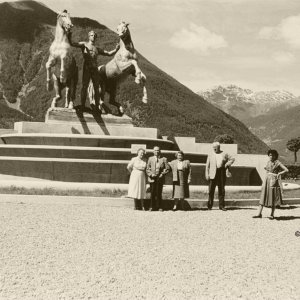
(170, 151, 191, 211)
(127, 148, 147, 210)
(253, 149, 288, 219)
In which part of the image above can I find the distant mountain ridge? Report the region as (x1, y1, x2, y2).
(0, 0, 268, 154)
(198, 85, 300, 122)
(245, 104, 300, 162)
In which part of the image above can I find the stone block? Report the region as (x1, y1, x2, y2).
(45, 107, 133, 126)
(174, 136, 238, 155)
(14, 121, 159, 138)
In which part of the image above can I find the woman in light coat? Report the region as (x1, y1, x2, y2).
(127, 148, 147, 210)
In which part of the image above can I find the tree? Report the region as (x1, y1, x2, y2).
(214, 134, 234, 144)
(286, 138, 300, 164)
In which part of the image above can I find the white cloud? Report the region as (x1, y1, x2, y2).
(259, 14, 300, 48)
(169, 23, 227, 54)
(271, 51, 295, 64)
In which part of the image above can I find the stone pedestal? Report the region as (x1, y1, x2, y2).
(14, 108, 159, 138)
(45, 108, 133, 126)
(0, 108, 262, 186)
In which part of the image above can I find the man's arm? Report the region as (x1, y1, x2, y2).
(187, 161, 192, 184)
(97, 43, 120, 56)
(161, 158, 171, 176)
(225, 153, 235, 168)
(146, 158, 153, 177)
(67, 33, 85, 49)
(205, 156, 210, 180)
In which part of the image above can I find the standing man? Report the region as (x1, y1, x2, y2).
(205, 142, 235, 211)
(146, 146, 170, 211)
(68, 30, 119, 110)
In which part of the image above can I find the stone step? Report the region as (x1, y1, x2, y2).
(1, 133, 175, 150)
(0, 145, 207, 163)
(0, 156, 261, 185)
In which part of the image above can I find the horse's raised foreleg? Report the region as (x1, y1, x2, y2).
(140, 73, 148, 104)
(45, 56, 56, 91)
(130, 60, 142, 84)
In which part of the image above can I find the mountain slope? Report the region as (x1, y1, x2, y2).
(0, 101, 31, 128)
(199, 85, 300, 122)
(0, 0, 268, 154)
(245, 105, 300, 162)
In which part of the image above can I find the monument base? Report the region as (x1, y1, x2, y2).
(45, 108, 133, 126)
(14, 108, 159, 138)
(0, 107, 262, 186)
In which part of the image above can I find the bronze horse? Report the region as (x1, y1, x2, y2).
(46, 10, 78, 109)
(92, 22, 148, 115)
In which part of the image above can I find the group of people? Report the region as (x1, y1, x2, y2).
(127, 142, 234, 212)
(127, 146, 189, 211)
(127, 143, 289, 218)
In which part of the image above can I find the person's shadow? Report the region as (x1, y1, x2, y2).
(274, 216, 300, 221)
(276, 205, 298, 210)
(74, 106, 110, 135)
(74, 108, 91, 134)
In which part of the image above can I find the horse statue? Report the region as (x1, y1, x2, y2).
(46, 10, 78, 109)
(93, 21, 148, 115)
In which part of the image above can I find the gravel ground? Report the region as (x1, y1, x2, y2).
(0, 196, 299, 300)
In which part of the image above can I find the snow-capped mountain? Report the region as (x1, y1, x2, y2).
(198, 85, 300, 121)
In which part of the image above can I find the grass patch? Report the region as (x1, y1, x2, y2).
(0, 186, 127, 197)
(0, 185, 299, 199)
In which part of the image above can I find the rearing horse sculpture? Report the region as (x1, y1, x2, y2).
(46, 10, 78, 109)
(95, 22, 148, 115)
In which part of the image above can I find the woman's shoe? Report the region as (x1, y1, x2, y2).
(172, 206, 177, 212)
(252, 215, 262, 218)
(269, 216, 275, 220)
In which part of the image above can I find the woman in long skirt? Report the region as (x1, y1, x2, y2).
(127, 148, 147, 210)
(169, 151, 191, 211)
(253, 149, 288, 219)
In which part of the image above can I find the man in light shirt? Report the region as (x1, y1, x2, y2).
(205, 142, 235, 211)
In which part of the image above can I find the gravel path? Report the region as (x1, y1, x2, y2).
(0, 196, 299, 300)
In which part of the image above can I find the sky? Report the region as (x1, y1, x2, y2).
(3, 0, 300, 95)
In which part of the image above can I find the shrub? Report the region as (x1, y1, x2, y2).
(282, 165, 300, 180)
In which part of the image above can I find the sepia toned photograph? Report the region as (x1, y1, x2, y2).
(0, 0, 299, 299)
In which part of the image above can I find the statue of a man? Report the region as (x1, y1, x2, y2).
(68, 30, 119, 110)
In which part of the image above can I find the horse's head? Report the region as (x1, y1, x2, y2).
(57, 10, 73, 33)
(116, 22, 130, 38)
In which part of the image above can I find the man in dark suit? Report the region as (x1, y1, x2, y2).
(205, 142, 235, 211)
(146, 146, 170, 211)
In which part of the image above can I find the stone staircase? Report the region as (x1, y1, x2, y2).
(0, 108, 262, 186)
